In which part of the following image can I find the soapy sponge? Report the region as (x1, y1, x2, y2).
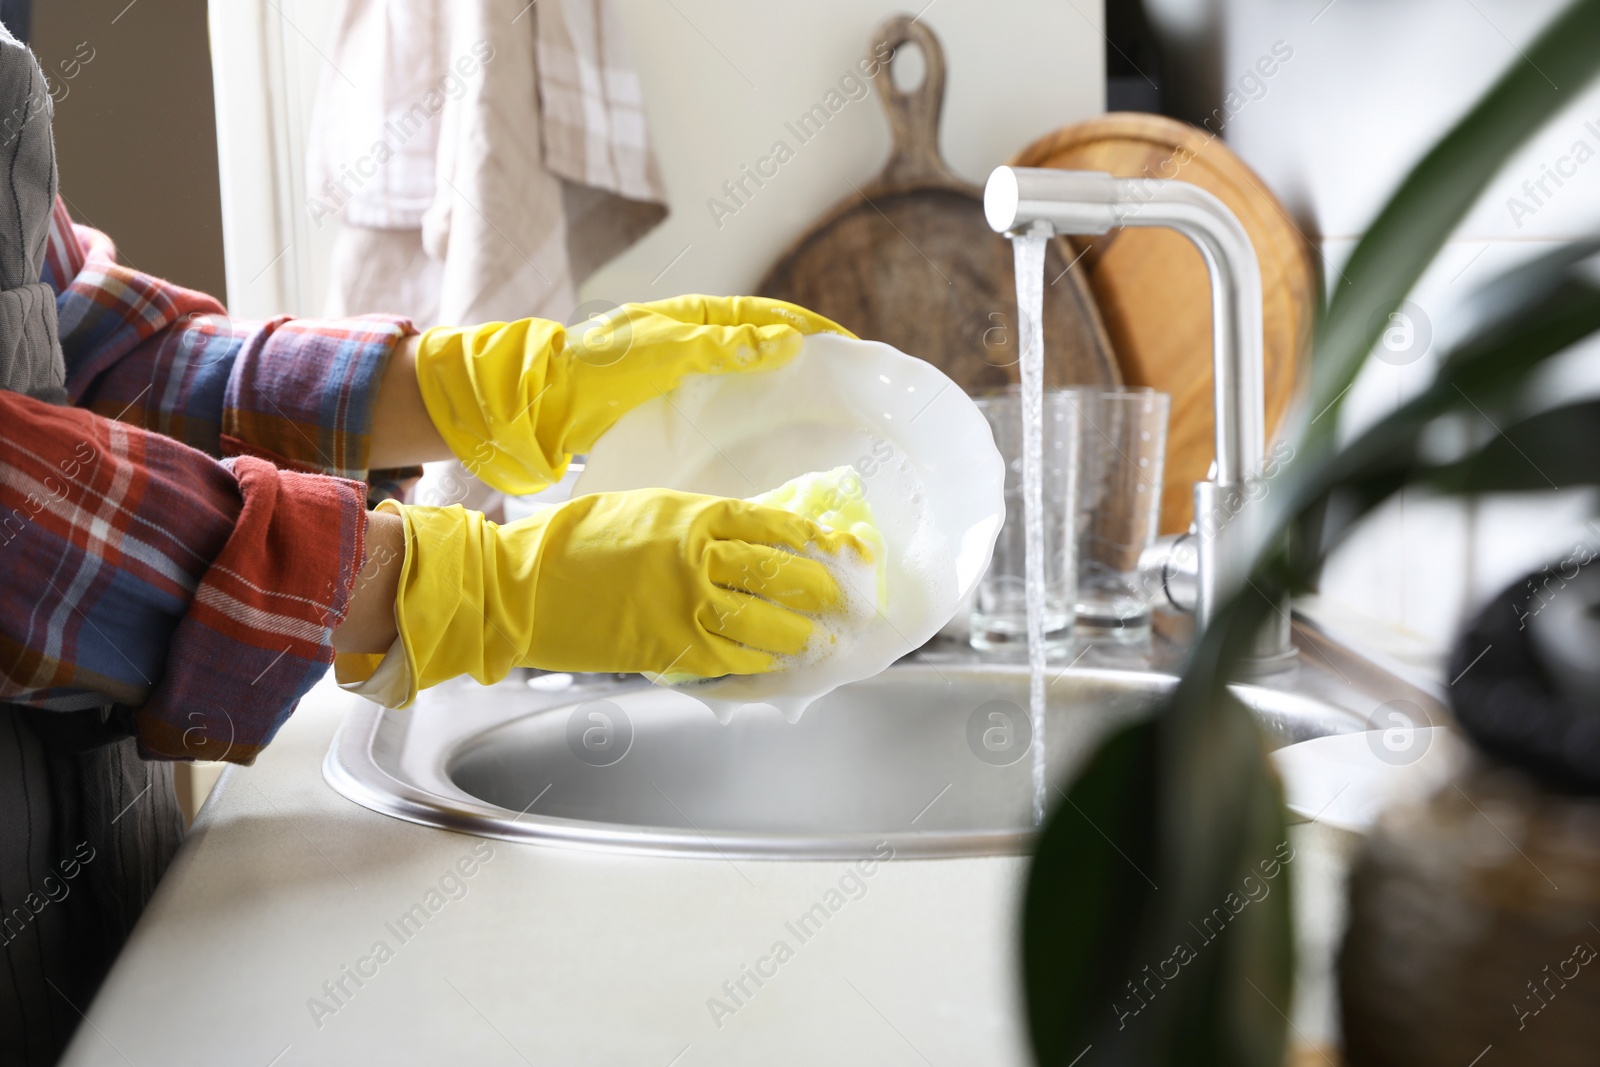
(651, 466, 887, 690)
(750, 465, 887, 607)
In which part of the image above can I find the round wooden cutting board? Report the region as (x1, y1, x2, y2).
(760, 15, 1120, 395)
(1009, 113, 1315, 533)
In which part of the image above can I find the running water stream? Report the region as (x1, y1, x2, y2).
(1011, 228, 1049, 825)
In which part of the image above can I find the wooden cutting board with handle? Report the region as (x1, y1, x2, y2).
(1009, 113, 1315, 533)
(759, 15, 1120, 394)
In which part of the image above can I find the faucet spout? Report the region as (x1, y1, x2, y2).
(985, 166, 1291, 668)
(985, 166, 1264, 486)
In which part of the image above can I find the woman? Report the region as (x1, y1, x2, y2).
(0, 26, 860, 1065)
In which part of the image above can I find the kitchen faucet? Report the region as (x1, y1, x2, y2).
(983, 166, 1295, 671)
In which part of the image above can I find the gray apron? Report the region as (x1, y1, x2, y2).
(0, 25, 184, 1066)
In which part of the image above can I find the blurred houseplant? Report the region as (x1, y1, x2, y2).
(1020, 1, 1600, 1064)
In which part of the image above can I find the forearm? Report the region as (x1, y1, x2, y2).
(0, 390, 372, 762)
(52, 200, 427, 481)
(368, 333, 452, 470)
(0, 391, 239, 711)
(332, 507, 405, 654)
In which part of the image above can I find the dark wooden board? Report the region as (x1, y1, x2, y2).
(759, 15, 1119, 395)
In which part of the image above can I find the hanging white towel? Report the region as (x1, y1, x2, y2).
(308, 0, 668, 327)
(304, 0, 448, 232)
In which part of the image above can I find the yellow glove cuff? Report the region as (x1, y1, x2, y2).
(415, 320, 572, 497)
(380, 498, 554, 708)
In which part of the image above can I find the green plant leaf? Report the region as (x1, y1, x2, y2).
(1281, 258, 1600, 572)
(1309, 0, 1600, 445)
(1429, 398, 1600, 495)
(1023, 6, 1600, 1065)
(1432, 240, 1600, 398)
(1024, 589, 1294, 1067)
(1023, 718, 1161, 1065)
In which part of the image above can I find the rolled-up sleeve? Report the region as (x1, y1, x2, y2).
(0, 390, 367, 763)
(43, 198, 414, 483)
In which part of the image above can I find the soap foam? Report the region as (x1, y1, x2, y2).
(749, 464, 888, 607)
(648, 463, 930, 724)
(685, 539, 880, 724)
(760, 538, 879, 723)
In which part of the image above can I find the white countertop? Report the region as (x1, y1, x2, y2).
(61, 679, 1038, 1066)
(61, 670, 1365, 1066)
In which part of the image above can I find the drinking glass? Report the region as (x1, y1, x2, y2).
(1070, 387, 1170, 638)
(970, 390, 1079, 655)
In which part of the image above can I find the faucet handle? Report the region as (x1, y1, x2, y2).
(1138, 533, 1198, 615)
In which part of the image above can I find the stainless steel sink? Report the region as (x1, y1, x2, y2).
(324, 616, 1446, 859)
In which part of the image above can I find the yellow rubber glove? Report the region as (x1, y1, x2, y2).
(376, 489, 869, 708)
(415, 295, 854, 496)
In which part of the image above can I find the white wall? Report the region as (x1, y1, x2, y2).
(1202, 0, 1600, 655)
(581, 0, 1106, 303)
(210, 1, 1105, 320)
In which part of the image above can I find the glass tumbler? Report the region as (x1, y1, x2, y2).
(970, 390, 1079, 656)
(1070, 387, 1170, 638)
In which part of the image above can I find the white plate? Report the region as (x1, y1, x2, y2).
(575, 333, 1006, 719)
(1271, 727, 1464, 833)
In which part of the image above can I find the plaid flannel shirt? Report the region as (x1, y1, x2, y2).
(0, 199, 414, 763)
